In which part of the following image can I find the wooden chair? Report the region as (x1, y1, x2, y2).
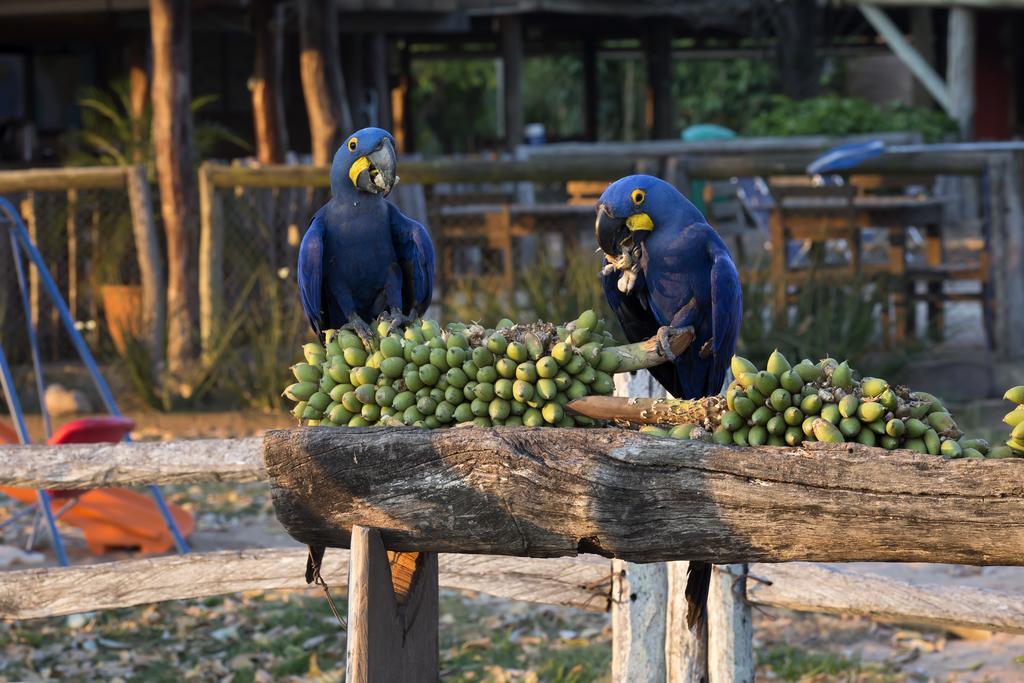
(566, 180, 608, 207)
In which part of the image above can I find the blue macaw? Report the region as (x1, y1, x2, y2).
(297, 127, 434, 340)
(594, 174, 743, 628)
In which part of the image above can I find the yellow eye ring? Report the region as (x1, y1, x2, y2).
(631, 189, 646, 205)
(347, 137, 358, 152)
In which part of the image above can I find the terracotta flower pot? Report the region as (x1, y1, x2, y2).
(100, 284, 144, 354)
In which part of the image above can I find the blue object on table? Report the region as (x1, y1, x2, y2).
(682, 124, 738, 214)
(807, 140, 886, 175)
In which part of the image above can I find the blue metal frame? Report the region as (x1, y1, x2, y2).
(0, 197, 190, 556)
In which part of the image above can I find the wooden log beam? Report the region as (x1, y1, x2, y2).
(250, 0, 289, 164)
(0, 167, 128, 192)
(0, 548, 609, 620)
(265, 427, 1024, 565)
(0, 438, 264, 489)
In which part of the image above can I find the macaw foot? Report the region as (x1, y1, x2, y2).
(656, 326, 680, 362)
(699, 339, 714, 359)
(340, 315, 375, 348)
(382, 308, 415, 335)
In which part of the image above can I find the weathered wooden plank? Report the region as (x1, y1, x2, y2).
(265, 427, 1024, 565)
(0, 438, 265, 489)
(990, 153, 1024, 361)
(0, 167, 128, 193)
(708, 565, 753, 683)
(197, 162, 225, 356)
(126, 164, 166, 360)
(0, 548, 609, 620)
(346, 527, 438, 682)
(748, 562, 1024, 635)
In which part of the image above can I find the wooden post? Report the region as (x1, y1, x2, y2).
(500, 15, 524, 151)
(371, 32, 391, 131)
(582, 37, 598, 142)
(909, 8, 936, 109)
(127, 33, 149, 162)
(343, 34, 366, 129)
(645, 20, 673, 140)
(150, 0, 199, 378)
(65, 188, 78, 323)
(126, 165, 166, 360)
(251, 0, 288, 164)
(346, 526, 439, 682)
(947, 6, 976, 139)
(197, 163, 224, 358)
(19, 193, 39, 332)
(707, 565, 753, 683)
(771, 0, 821, 100)
(298, 0, 352, 166)
(611, 371, 708, 682)
(990, 153, 1024, 362)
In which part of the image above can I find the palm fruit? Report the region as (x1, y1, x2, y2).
(446, 347, 468, 368)
(745, 425, 766, 446)
(812, 418, 844, 443)
(1003, 385, 1024, 404)
(784, 427, 803, 446)
(838, 395, 859, 419)
(856, 429, 876, 447)
(885, 419, 906, 438)
(669, 424, 696, 439)
(736, 372, 759, 390)
(292, 363, 321, 383)
(494, 379, 514, 400)
(524, 333, 545, 361)
(830, 361, 854, 390)
(988, 445, 1015, 458)
(766, 349, 791, 377)
(861, 377, 888, 398)
(713, 427, 733, 445)
(1004, 407, 1024, 428)
(536, 356, 559, 379)
(1012, 422, 1024, 441)
(801, 416, 817, 439)
(453, 402, 474, 423)
(597, 351, 620, 373)
(574, 309, 598, 331)
(766, 415, 787, 436)
(927, 411, 957, 433)
(839, 417, 861, 438)
(640, 425, 669, 437)
(486, 333, 508, 355)
(857, 401, 885, 424)
(733, 396, 756, 419)
(784, 406, 804, 426)
(941, 439, 963, 458)
(769, 389, 793, 412)
(959, 438, 989, 455)
(732, 426, 750, 446)
(292, 400, 308, 419)
(731, 355, 757, 378)
(755, 371, 780, 396)
(904, 418, 927, 438)
(751, 406, 774, 426)
(380, 356, 405, 379)
(820, 403, 841, 425)
(800, 394, 822, 415)
(923, 429, 941, 455)
(780, 370, 804, 394)
(516, 361, 538, 383)
(476, 366, 498, 384)
(904, 438, 927, 453)
(284, 382, 318, 402)
(745, 386, 767, 406)
(303, 342, 326, 365)
(793, 360, 822, 383)
(551, 342, 574, 366)
(343, 346, 368, 367)
(962, 448, 983, 458)
(542, 402, 564, 424)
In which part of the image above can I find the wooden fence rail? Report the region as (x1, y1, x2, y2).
(4, 548, 1024, 637)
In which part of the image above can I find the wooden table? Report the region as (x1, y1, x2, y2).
(769, 195, 948, 342)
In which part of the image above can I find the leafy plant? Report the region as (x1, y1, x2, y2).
(744, 94, 958, 142)
(64, 79, 250, 173)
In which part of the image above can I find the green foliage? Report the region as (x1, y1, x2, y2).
(758, 644, 899, 681)
(523, 55, 584, 140)
(64, 79, 250, 173)
(744, 94, 958, 142)
(411, 58, 498, 155)
(674, 58, 778, 134)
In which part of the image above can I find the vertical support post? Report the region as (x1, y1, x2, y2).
(19, 193, 39, 332)
(150, 0, 199, 378)
(909, 8, 936, 109)
(128, 31, 149, 162)
(126, 164, 166, 360)
(500, 15, 524, 152)
(346, 526, 438, 682)
(947, 7, 976, 139)
(582, 37, 598, 142)
(298, 0, 352, 165)
(197, 163, 224, 358)
(990, 153, 1024, 361)
(251, 0, 289, 164)
(611, 371, 709, 682)
(707, 565, 754, 683)
(393, 42, 413, 154)
(344, 34, 367, 129)
(645, 20, 673, 140)
(371, 32, 392, 131)
(65, 188, 78, 325)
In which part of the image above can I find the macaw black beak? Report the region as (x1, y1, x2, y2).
(350, 138, 398, 196)
(595, 203, 628, 256)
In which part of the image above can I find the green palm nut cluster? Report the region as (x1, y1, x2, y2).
(994, 385, 1024, 458)
(283, 310, 620, 430)
(719, 350, 976, 456)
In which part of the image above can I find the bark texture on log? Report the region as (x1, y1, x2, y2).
(150, 0, 199, 375)
(298, 0, 353, 165)
(0, 438, 264, 489)
(265, 427, 1024, 565)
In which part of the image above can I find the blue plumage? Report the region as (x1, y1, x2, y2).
(596, 174, 742, 400)
(297, 127, 434, 337)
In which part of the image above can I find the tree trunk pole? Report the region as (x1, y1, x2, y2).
(149, 0, 198, 378)
(946, 6, 976, 139)
(251, 0, 288, 164)
(645, 20, 673, 140)
(127, 32, 149, 163)
(298, 0, 352, 165)
(500, 15, 524, 152)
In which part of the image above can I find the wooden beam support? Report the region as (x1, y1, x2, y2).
(346, 527, 438, 682)
(858, 3, 954, 116)
(251, 0, 288, 164)
(645, 19, 673, 140)
(371, 32, 392, 131)
(946, 6, 976, 138)
(150, 0, 199, 377)
(298, 0, 352, 165)
(500, 15, 524, 151)
(265, 427, 1024, 565)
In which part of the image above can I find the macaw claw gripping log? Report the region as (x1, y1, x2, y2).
(297, 127, 435, 341)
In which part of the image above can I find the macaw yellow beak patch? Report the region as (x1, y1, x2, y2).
(348, 156, 370, 188)
(626, 212, 654, 232)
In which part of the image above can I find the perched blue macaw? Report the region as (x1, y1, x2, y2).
(595, 174, 742, 629)
(297, 127, 434, 340)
